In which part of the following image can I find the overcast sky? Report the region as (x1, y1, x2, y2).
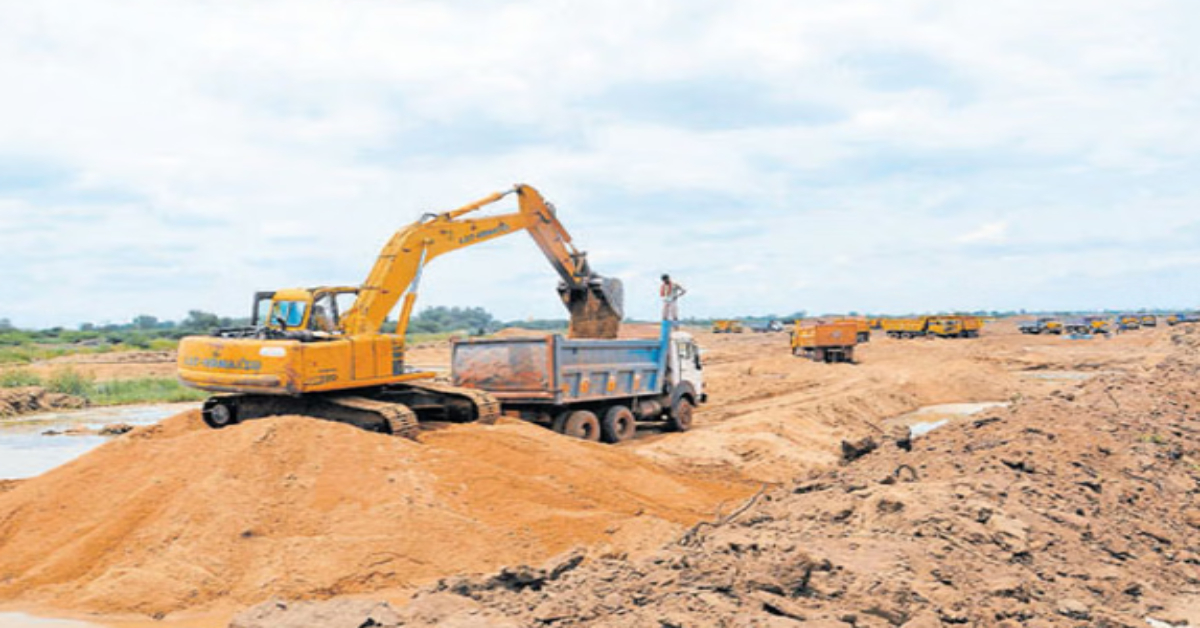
(1, 1, 1198, 328)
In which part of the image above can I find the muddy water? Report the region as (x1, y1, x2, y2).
(1020, 369, 1116, 381)
(0, 613, 99, 628)
(0, 403, 197, 479)
(885, 401, 1008, 437)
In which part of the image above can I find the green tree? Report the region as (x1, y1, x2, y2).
(182, 310, 221, 331)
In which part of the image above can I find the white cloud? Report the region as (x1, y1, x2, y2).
(0, 1, 1198, 326)
(957, 221, 1009, 244)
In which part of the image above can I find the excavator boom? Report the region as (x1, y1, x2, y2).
(340, 184, 622, 339)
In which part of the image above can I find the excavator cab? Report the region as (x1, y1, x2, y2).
(250, 288, 359, 335)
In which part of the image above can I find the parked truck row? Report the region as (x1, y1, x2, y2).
(880, 315, 983, 339)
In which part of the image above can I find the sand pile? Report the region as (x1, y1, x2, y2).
(633, 332, 1020, 483)
(0, 411, 748, 617)
(319, 326, 1200, 626)
(0, 387, 87, 418)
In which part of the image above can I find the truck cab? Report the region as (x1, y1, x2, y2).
(668, 330, 705, 403)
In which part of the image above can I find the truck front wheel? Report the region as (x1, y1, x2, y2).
(601, 406, 637, 443)
(561, 410, 601, 442)
(667, 398, 694, 432)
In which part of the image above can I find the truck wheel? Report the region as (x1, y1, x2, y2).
(552, 411, 570, 433)
(667, 398, 694, 432)
(562, 410, 601, 442)
(601, 406, 637, 443)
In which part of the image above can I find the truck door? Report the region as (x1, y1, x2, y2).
(676, 339, 704, 399)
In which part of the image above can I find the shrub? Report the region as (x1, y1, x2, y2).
(46, 368, 95, 397)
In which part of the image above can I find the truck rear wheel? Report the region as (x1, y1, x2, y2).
(561, 410, 601, 442)
(601, 406, 637, 443)
(667, 398, 694, 432)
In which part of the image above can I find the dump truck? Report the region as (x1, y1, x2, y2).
(451, 321, 704, 442)
(951, 315, 983, 338)
(1117, 315, 1141, 331)
(1062, 316, 1108, 335)
(831, 317, 871, 343)
(749, 320, 784, 333)
(881, 316, 961, 339)
(178, 184, 624, 438)
(791, 321, 859, 362)
(1018, 317, 1063, 335)
(1141, 314, 1157, 327)
(1167, 313, 1200, 326)
(712, 319, 744, 334)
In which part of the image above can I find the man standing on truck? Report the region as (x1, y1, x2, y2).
(660, 274, 686, 321)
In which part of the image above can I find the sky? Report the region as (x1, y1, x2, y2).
(1, 1, 1198, 328)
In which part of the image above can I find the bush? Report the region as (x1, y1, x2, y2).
(46, 368, 94, 397)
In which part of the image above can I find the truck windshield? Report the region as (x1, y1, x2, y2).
(269, 301, 308, 329)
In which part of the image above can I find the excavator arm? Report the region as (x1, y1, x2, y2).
(339, 184, 623, 339)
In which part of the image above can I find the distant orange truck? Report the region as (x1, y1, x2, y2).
(791, 321, 859, 363)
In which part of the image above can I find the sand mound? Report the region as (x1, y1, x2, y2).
(0, 411, 747, 616)
(0, 387, 87, 418)
(358, 326, 1200, 626)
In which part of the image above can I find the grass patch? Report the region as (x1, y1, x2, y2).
(0, 369, 43, 387)
(0, 366, 205, 405)
(46, 368, 93, 397)
(90, 378, 208, 406)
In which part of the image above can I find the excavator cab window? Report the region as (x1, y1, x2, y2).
(310, 294, 339, 333)
(269, 301, 308, 330)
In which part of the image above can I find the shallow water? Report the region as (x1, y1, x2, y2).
(0, 612, 99, 627)
(886, 401, 1007, 438)
(1020, 370, 1115, 381)
(0, 403, 196, 479)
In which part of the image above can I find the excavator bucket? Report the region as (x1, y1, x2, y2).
(562, 276, 624, 339)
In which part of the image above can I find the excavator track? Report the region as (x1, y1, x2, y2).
(404, 379, 501, 425)
(325, 395, 420, 440)
(200, 380, 499, 442)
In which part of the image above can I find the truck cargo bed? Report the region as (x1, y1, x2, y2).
(452, 334, 666, 405)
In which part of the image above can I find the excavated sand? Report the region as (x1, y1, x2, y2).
(0, 411, 748, 616)
(0, 387, 87, 418)
(250, 324, 1200, 627)
(0, 319, 1184, 623)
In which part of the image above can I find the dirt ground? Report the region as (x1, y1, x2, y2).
(0, 319, 1194, 626)
(0, 387, 87, 417)
(4, 350, 179, 381)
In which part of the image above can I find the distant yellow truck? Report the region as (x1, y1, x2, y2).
(1141, 314, 1157, 327)
(831, 317, 871, 343)
(1117, 315, 1141, 331)
(711, 319, 744, 334)
(791, 321, 859, 363)
(882, 316, 977, 339)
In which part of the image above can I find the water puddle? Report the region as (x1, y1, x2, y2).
(0, 403, 195, 479)
(885, 402, 1007, 438)
(1019, 370, 1116, 381)
(0, 613, 99, 628)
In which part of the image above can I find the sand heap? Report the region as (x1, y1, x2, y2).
(0, 411, 748, 617)
(295, 326, 1200, 627)
(0, 386, 86, 418)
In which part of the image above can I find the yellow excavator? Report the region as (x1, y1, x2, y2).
(177, 184, 623, 438)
